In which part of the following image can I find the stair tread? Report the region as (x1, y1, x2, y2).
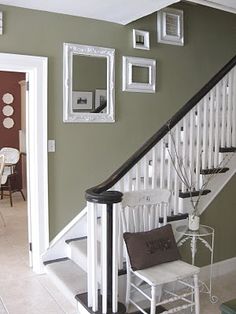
(219, 147, 236, 153)
(69, 238, 88, 254)
(45, 258, 87, 298)
(179, 189, 211, 198)
(68, 238, 101, 273)
(200, 167, 229, 174)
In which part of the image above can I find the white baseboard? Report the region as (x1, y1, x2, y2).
(200, 256, 236, 281)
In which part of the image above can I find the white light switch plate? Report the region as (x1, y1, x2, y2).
(48, 140, 56, 152)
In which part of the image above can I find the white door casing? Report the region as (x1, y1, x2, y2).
(0, 53, 48, 274)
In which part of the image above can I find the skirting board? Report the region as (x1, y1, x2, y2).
(200, 256, 236, 281)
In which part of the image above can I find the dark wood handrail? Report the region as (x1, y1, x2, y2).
(86, 55, 236, 203)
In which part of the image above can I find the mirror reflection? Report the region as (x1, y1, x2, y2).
(72, 55, 107, 113)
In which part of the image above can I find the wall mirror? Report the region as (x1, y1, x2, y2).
(63, 43, 115, 123)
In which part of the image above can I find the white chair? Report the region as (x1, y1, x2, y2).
(121, 189, 200, 314)
(0, 147, 25, 206)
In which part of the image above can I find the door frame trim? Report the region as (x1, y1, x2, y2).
(0, 53, 48, 273)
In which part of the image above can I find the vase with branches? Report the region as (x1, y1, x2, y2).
(164, 127, 233, 231)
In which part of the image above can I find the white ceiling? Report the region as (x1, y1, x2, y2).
(0, 0, 235, 24)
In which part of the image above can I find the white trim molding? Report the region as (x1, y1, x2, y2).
(0, 53, 48, 274)
(122, 56, 156, 93)
(188, 0, 236, 15)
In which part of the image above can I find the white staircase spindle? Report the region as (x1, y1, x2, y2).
(167, 132, 172, 191)
(112, 203, 119, 313)
(118, 204, 124, 270)
(87, 201, 93, 308)
(135, 163, 141, 190)
(124, 172, 132, 192)
(160, 139, 165, 188)
(195, 102, 202, 190)
(226, 71, 233, 147)
(221, 76, 228, 148)
(151, 146, 157, 189)
(189, 110, 195, 187)
(227, 71, 233, 147)
(181, 117, 187, 192)
(101, 205, 108, 314)
(174, 125, 180, 214)
(202, 95, 209, 169)
(143, 155, 149, 189)
(208, 89, 214, 169)
(214, 82, 221, 167)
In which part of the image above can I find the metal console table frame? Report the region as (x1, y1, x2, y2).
(176, 224, 218, 303)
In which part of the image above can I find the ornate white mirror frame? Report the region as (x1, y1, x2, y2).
(63, 43, 115, 123)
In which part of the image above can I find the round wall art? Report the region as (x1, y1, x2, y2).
(3, 117, 14, 129)
(2, 105, 14, 117)
(2, 93, 14, 105)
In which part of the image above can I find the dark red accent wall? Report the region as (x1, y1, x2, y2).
(0, 71, 25, 148)
(0, 71, 26, 189)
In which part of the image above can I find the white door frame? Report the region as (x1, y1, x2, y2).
(0, 53, 48, 274)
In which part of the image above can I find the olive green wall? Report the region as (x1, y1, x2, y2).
(0, 3, 235, 258)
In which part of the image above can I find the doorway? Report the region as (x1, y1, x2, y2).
(0, 53, 48, 274)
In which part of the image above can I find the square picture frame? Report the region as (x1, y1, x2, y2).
(95, 89, 107, 113)
(157, 8, 184, 46)
(122, 56, 156, 93)
(72, 91, 93, 112)
(133, 29, 150, 50)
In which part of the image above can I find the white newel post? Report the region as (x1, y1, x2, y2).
(86, 191, 125, 314)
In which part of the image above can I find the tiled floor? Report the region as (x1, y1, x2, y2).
(0, 194, 235, 314)
(0, 194, 77, 314)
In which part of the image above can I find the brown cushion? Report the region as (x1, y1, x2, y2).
(123, 224, 181, 271)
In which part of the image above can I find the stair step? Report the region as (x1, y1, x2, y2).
(65, 236, 87, 244)
(76, 292, 166, 314)
(219, 147, 236, 153)
(76, 292, 126, 314)
(68, 238, 101, 273)
(44, 257, 69, 265)
(179, 189, 211, 198)
(165, 213, 188, 222)
(200, 167, 229, 175)
(44, 258, 87, 305)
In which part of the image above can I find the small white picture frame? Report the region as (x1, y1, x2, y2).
(133, 29, 150, 50)
(122, 56, 156, 93)
(95, 89, 107, 113)
(72, 91, 93, 112)
(157, 8, 184, 46)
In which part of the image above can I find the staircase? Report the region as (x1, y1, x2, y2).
(43, 55, 236, 314)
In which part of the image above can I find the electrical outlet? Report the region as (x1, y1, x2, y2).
(48, 140, 56, 153)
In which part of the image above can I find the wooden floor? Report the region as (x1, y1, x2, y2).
(0, 194, 235, 314)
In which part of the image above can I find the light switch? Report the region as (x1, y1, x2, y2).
(48, 140, 56, 152)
